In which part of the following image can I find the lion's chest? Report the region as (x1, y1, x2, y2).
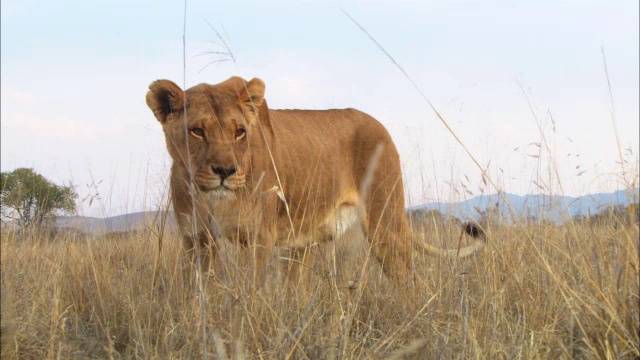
(206, 192, 363, 249)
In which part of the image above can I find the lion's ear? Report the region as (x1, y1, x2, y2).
(244, 77, 265, 111)
(146, 80, 185, 123)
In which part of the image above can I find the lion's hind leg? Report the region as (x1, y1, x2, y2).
(365, 195, 414, 286)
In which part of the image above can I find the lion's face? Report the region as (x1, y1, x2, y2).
(146, 77, 266, 199)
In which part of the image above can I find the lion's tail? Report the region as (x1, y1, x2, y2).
(415, 222, 486, 258)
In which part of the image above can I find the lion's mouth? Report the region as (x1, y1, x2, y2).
(196, 180, 244, 197)
(197, 184, 237, 201)
(197, 183, 236, 193)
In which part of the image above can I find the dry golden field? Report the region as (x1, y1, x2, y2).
(1, 211, 638, 359)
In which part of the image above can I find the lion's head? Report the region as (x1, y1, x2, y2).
(146, 76, 267, 200)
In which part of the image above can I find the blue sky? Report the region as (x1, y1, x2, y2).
(2, 0, 638, 217)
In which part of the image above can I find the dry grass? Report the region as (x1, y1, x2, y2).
(1, 214, 638, 359)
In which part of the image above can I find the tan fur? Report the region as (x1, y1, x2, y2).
(146, 76, 484, 283)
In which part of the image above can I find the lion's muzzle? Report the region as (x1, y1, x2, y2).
(193, 166, 246, 194)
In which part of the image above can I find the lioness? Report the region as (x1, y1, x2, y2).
(146, 76, 484, 283)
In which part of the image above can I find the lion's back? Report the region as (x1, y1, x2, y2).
(269, 108, 394, 153)
(268, 107, 401, 192)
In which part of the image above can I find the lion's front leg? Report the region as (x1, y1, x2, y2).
(176, 209, 223, 286)
(249, 223, 276, 287)
(182, 231, 216, 276)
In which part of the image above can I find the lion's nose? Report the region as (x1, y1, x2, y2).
(212, 166, 237, 180)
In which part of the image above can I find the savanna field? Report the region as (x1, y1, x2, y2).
(1, 205, 638, 359)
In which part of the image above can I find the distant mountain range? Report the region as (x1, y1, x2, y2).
(411, 189, 639, 223)
(56, 211, 177, 236)
(54, 189, 638, 235)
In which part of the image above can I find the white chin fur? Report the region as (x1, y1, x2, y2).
(206, 188, 237, 201)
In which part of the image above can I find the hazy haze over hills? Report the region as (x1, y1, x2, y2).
(56, 211, 177, 236)
(412, 189, 639, 223)
(52, 189, 638, 235)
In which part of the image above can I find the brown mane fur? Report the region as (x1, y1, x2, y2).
(146, 76, 485, 284)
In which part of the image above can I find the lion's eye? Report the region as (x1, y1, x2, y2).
(235, 128, 246, 140)
(189, 128, 205, 139)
